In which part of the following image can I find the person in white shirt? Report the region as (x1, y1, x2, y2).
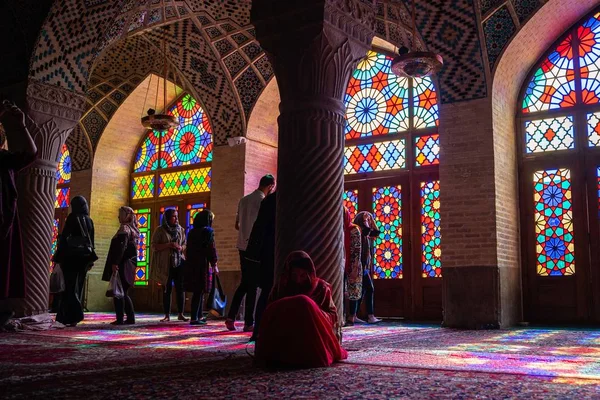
(226, 174, 276, 332)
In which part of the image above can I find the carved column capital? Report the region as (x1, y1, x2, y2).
(26, 79, 86, 126)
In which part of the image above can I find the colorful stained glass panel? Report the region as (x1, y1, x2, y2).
(56, 144, 71, 184)
(158, 168, 211, 197)
(522, 35, 576, 113)
(343, 190, 359, 221)
(50, 218, 59, 271)
(372, 185, 402, 279)
(134, 131, 161, 172)
(131, 175, 155, 199)
(421, 181, 441, 278)
(413, 77, 439, 129)
(134, 208, 151, 286)
(415, 134, 440, 166)
(55, 187, 70, 208)
(344, 140, 405, 175)
(587, 111, 600, 146)
(345, 51, 410, 139)
(524, 116, 574, 153)
(578, 13, 600, 105)
(533, 168, 575, 276)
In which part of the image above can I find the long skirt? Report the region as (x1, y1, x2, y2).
(255, 294, 347, 368)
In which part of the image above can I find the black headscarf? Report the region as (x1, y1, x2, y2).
(70, 196, 89, 216)
(192, 209, 214, 247)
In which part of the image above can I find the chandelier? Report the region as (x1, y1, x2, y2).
(141, 34, 178, 131)
(391, 1, 443, 78)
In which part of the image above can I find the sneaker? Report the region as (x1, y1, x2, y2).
(190, 320, 207, 326)
(354, 317, 366, 324)
(243, 324, 254, 332)
(225, 319, 236, 331)
(177, 315, 189, 322)
(367, 316, 381, 324)
(110, 320, 124, 325)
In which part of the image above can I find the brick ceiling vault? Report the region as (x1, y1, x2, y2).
(28, 0, 555, 171)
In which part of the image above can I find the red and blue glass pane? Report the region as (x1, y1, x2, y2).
(343, 190, 359, 221)
(587, 111, 600, 146)
(523, 35, 576, 113)
(133, 93, 213, 173)
(421, 181, 441, 278)
(50, 218, 59, 272)
(56, 144, 71, 184)
(345, 51, 410, 139)
(134, 208, 151, 286)
(524, 116, 574, 153)
(344, 140, 405, 175)
(186, 203, 206, 234)
(533, 168, 575, 276)
(55, 187, 70, 208)
(415, 134, 440, 166)
(578, 13, 600, 104)
(413, 77, 439, 129)
(372, 185, 402, 279)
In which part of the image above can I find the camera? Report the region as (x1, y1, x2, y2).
(227, 136, 247, 147)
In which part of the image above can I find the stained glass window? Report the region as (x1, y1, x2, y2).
(413, 78, 439, 129)
(134, 94, 213, 173)
(131, 175, 155, 200)
(533, 168, 575, 276)
(134, 209, 151, 286)
(343, 190, 359, 221)
(55, 187, 70, 208)
(344, 140, 405, 175)
(50, 218, 59, 271)
(415, 134, 440, 166)
(587, 111, 600, 146)
(522, 35, 576, 113)
(524, 116, 574, 153)
(186, 203, 206, 234)
(578, 13, 600, 105)
(56, 144, 71, 184)
(345, 51, 410, 139)
(158, 167, 211, 197)
(372, 185, 402, 279)
(421, 181, 441, 278)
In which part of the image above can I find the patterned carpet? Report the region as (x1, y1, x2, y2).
(1, 313, 600, 399)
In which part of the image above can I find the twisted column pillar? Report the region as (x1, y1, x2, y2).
(1, 81, 84, 317)
(252, 0, 375, 335)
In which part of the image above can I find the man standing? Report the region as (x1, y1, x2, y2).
(226, 174, 275, 331)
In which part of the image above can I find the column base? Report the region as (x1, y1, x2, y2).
(442, 265, 501, 329)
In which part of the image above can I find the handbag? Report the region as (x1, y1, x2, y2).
(207, 274, 227, 317)
(105, 271, 124, 299)
(49, 264, 65, 293)
(66, 216, 98, 262)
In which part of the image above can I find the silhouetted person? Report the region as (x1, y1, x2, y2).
(226, 174, 275, 332)
(55, 196, 96, 327)
(102, 206, 139, 325)
(246, 190, 276, 342)
(0, 100, 36, 326)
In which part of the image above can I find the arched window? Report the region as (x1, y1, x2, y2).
(519, 11, 600, 322)
(130, 93, 212, 286)
(51, 144, 71, 270)
(342, 50, 441, 319)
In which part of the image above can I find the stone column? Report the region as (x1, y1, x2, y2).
(2, 80, 85, 317)
(251, 0, 375, 333)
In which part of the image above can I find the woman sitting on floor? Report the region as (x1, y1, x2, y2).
(255, 250, 347, 368)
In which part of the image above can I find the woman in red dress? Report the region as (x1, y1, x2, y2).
(255, 251, 347, 368)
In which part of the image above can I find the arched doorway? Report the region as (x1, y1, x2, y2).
(343, 50, 441, 320)
(518, 9, 600, 323)
(129, 92, 213, 310)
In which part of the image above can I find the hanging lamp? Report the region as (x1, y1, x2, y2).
(141, 33, 178, 131)
(391, 1, 443, 78)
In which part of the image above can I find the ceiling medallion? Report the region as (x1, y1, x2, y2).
(390, 1, 443, 78)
